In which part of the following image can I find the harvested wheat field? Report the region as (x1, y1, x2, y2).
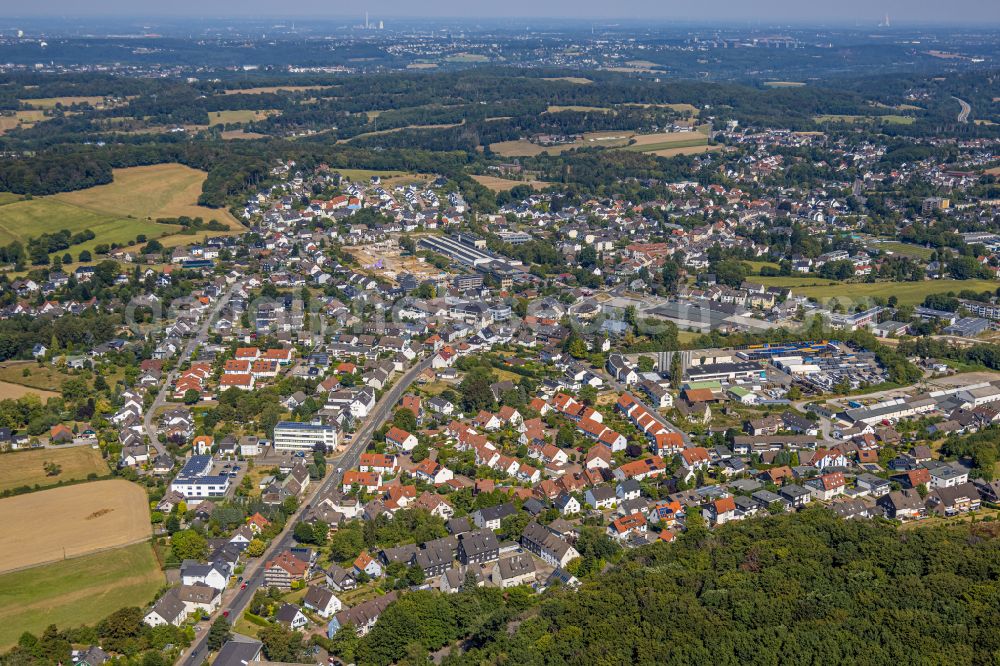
(0, 479, 151, 573)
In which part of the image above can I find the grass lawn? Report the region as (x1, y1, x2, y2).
(747, 260, 781, 274)
(677, 330, 703, 345)
(789, 279, 1000, 306)
(0, 541, 163, 649)
(872, 242, 935, 259)
(0, 447, 108, 493)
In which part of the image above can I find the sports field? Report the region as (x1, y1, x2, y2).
(0, 447, 107, 493)
(0, 164, 241, 261)
(0, 479, 152, 572)
(0, 541, 163, 649)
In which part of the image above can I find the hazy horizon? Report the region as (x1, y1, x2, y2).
(4, 0, 1000, 25)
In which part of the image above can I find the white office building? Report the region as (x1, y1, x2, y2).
(273, 421, 339, 453)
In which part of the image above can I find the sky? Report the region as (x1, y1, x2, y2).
(8, 0, 1000, 24)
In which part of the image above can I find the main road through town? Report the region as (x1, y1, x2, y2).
(178, 355, 433, 666)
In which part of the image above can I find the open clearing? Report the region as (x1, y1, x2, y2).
(333, 168, 434, 187)
(985, 166, 1000, 176)
(222, 85, 334, 95)
(0, 542, 163, 650)
(622, 131, 710, 153)
(764, 81, 806, 87)
(624, 102, 700, 116)
(871, 241, 934, 259)
(0, 164, 241, 261)
(20, 96, 105, 109)
(783, 279, 999, 306)
(471, 175, 553, 191)
(56, 164, 239, 225)
(0, 110, 50, 133)
(0, 479, 152, 572)
(542, 77, 593, 84)
(814, 114, 915, 125)
(0, 380, 59, 401)
(546, 105, 612, 113)
(0, 447, 107, 493)
(0, 360, 71, 391)
(207, 109, 277, 126)
(490, 130, 636, 157)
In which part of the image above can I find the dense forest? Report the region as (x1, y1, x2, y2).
(335, 509, 1000, 666)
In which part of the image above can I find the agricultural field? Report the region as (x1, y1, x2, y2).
(0, 192, 23, 206)
(0, 479, 152, 573)
(786, 279, 1000, 306)
(764, 81, 806, 87)
(20, 96, 105, 109)
(206, 109, 278, 126)
(490, 130, 636, 157)
(985, 166, 1000, 176)
(0, 164, 243, 263)
(0, 447, 107, 493)
(622, 131, 710, 153)
(0, 541, 163, 650)
(0, 110, 50, 134)
(471, 175, 553, 192)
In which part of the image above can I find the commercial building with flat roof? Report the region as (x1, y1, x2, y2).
(273, 421, 339, 453)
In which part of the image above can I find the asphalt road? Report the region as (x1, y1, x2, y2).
(179, 355, 432, 666)
(954, 96, 971, 123)
(144, 282, 242, 454)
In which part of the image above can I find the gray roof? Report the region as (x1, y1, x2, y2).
(213, 640, 262, 666)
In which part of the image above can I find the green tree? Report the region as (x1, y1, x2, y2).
(170, 529, 207, 561)
(207, 617, 231, 651)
